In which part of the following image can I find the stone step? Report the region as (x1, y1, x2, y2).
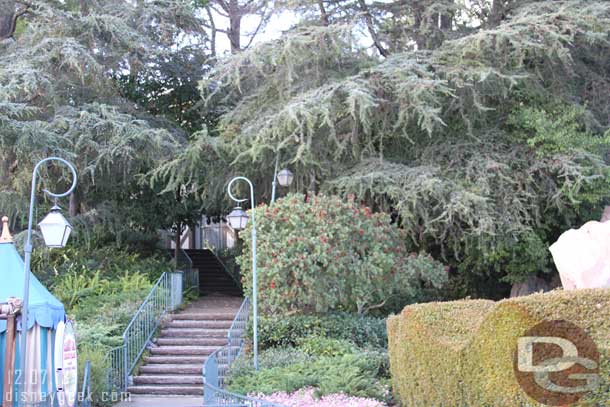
(167, 320, 232, 329)
(144, 355, 208, 365)
(159, 328, 231, 338)
(133, 375, 204, 385)
(171, 313, 235, 321)
(156, 337, 227, 346)
(139, 364, 203, 375)
(150, 346, 218, 356)
(127, 385, 203, 396)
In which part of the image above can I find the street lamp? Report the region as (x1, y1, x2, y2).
(38, 205, 73, 248)
(276, 168, 294, 188)
(20, 157, 77, 401)
(226, 176, 259, 370)
(270, 154, 294, 203)
(226, 206, 249, 231)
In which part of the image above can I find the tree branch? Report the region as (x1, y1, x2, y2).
(357, 0, 389, 57)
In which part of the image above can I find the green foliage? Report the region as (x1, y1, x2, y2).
(458, 230, 553, 289)
(0, 0, 213, 243)
(207, 0, 610, 296)
(78, 346, 111, 407)
(387, 289, 610, 406)
(30, 245, 169, 287)
(297, 336, 356, 358)
(509, 104, 610, 156)
(238, 193, 447, 314)
(227, 350, 391, 402)
(256, 313, 388, 350)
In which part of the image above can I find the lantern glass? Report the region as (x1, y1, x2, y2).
(38, 206, 72, 248)
(227, 207, 249, 230)
(277, 168, 294, 187)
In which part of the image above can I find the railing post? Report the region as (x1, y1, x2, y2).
(122, 343, 128, 393)
(169, 271, 183, 311)
(227, 331, 232, 365)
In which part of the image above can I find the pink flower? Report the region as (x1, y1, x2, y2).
(250, 388, 386, 407)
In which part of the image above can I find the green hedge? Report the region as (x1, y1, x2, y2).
(387, 289, 610, 406)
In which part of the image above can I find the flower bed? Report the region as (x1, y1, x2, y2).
(252, 388, 387, 407)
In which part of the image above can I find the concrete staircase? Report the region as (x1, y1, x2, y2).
(185, 249, 242, 297)
(128, 295, 244, 396)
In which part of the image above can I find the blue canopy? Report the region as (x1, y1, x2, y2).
(0, 241, 65, 333)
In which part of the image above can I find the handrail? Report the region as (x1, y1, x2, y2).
(202, 298, 284, 406)
(122, 273, 170, 378)
(203, 347, 285, 407)
(105, 272, 172, 393)
(81, 360, 92, 407)
(206, 247, 242, 288)
(227, 297, 250, 365)
(177, 247, 199, 293)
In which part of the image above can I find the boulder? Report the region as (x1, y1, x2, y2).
(549, 220, 610, 290)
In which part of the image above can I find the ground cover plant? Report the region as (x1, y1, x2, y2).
(228, 339, 391, 404)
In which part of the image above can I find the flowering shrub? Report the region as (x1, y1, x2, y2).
(237, 193, 447, 314)
(252, 388, 387, 407)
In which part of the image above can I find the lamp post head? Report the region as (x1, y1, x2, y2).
(38, 205, 72, 248)
(277, 168, 294, 187)
(227, 206, 249, 231)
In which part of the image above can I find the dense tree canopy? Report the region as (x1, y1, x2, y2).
(1, 0, 609, 298)
(204, 0, 610, 296)
(0, 0, 213, 245)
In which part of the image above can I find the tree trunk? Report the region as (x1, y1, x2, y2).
(79, 0, 90, 16)
(357, 0, 389, 57)
(174, 222, 182, 266)
(228, 0, 241, 53)
(489, 0, 505, 27)
(69, 189, 80, 217)
(0, 0, 16, 41)
(318, 0, 329, 26)
(412, 0, 425, 50)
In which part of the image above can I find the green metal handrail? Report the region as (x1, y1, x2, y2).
(202, 298, 284, 406)
(105, 248, 199, 394)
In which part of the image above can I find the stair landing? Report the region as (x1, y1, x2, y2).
(125, 294, 243, 398)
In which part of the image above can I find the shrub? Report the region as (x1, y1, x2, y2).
(237, 193, 447, 314)
(387, 289, 610, 406)
(78, 346, 111, 407)
(256, 313, 388, 350)
(227, 352, 391, 402)
(230, 347, 313, 378)
(297, 336, 356, 358)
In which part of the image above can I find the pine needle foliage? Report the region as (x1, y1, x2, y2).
(205, 0, 610, 294)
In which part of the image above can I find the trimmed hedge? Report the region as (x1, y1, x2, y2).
(387, 289, 610, 406)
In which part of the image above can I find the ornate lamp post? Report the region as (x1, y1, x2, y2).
(20, 157, 77, 401)
(270, 154, 294, 203)
(226, 176, 259, 370)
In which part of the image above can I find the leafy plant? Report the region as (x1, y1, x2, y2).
(238, 193, 447, 315)
(256, 313, 388, 350)
(227, 352, 391, 402)
(297, 336, 356, 358)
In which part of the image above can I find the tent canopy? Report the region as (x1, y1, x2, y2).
(0, 241, 65, 333)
